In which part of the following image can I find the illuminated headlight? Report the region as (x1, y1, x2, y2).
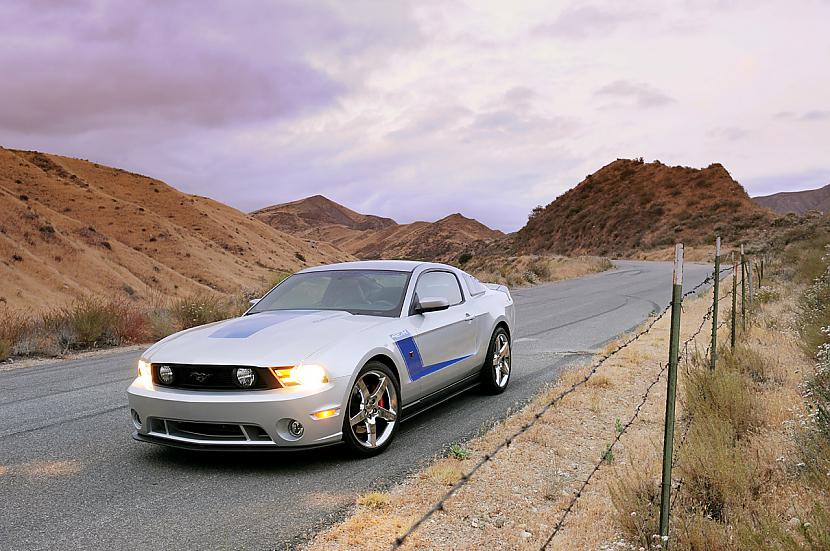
(137, 359, 152, 386)
(234, 367, 257, 388)
(158, 365, 174, 385)
(272, 364, 328, 387)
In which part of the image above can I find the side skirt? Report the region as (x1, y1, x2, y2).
(400, 370, 482, 422)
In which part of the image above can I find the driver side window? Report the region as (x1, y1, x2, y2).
(414, 271, 463, 307)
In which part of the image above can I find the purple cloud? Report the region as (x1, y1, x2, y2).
(534, 5, 646, 39)
(0, 1, 418, 134)
(595, 80, 674, 109)
(776, 109, 830, 121)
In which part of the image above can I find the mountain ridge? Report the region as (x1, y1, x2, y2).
(753, 183, 830, 215)
(252, 195, 503, 262)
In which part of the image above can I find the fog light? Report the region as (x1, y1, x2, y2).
(158, 365, 174, 385)
(130, 409, 142, 430)
(288, 419, 304, 438)
(234, 367, 256, 388)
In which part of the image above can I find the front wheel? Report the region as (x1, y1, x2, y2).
(480, 327, 511, 394)
(342, 361, 401, 457)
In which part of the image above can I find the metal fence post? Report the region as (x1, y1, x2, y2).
(740, 244, 746, 332)
(659, 243, 684, 546)
(710, 237, 720, 370)
(731, 252, 737, 349)
(748, 257, 754, 305)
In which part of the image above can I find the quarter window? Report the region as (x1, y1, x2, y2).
(414, 271, 463, 307)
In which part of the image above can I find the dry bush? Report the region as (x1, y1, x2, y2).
(168, 294, 245, 331)
(718, 343, 776, 384)
(610, 463, 661, 549)
(356, 492, 389, 510)
(0, 307, 30, 360)
(421, 459, 465, 486)
(673, 514, 732, 551)
(684, 361, 761, 438)
(676, 418, 760, 523)
(108, 298, 151, 344)
(586, 373, 612, 388)
(463, 254, 612, 287)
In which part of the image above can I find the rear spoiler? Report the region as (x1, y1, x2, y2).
(485, 283, 511, 297)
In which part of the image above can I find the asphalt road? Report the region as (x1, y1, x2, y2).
(0, 260, 714, 550)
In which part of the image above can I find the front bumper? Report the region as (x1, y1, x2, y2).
(127, 376, 349, 449)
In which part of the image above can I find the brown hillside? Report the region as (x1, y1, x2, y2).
(516, 159, 774, 257)
(0, 149, 349, 311)
(753, 183, 830, 215)
(252, 194, 396, 233)
(253, 196, 504, 263)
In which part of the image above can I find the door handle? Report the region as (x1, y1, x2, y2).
(465, 312, 473, 322)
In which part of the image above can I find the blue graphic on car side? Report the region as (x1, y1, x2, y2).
(392, 330, 470, 381)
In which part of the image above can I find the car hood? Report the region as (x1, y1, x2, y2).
(146, 310, 387, 366)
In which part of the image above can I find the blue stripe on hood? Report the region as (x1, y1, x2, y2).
(209, 311, 315, 339)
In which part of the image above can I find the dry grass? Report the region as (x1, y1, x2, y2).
(612, 248, 829, 551)
(421, 460, 465, 486)
(0, 292, 250, 361)
(462, 254, 612, 288)
(357, 492, 390, 510)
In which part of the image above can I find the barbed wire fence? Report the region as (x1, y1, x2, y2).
(392, 238, 760, 550)
(391, 245, 736, 550)
(540, 288, 720, 549)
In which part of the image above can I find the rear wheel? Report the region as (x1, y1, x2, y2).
(342, 361, 400, 457)
(480, 327, 511, 394)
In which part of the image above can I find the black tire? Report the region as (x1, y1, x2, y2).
(342, 361, 401, 457)
(480, 326, 511, 394)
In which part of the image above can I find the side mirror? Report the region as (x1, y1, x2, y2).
(415, 296, 450, 314)
(249, 298, 261, 306)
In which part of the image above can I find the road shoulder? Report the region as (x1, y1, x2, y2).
(303, 288, 718, 550)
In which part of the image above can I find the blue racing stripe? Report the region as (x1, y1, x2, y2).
(416, 355, 472, 379)
(209, 311, 313, 339)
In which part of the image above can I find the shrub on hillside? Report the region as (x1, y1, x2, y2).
(0, 307, 29, 361)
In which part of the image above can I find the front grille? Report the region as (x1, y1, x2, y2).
(151, 364, 280, 390)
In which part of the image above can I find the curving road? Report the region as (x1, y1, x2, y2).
(0, 260, 714, 550)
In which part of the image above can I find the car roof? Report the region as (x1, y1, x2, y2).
(298, 260, 452, 273)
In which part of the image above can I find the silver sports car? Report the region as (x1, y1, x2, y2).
(128, 260, 515, 456)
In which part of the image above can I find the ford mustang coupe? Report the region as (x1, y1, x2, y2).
(128, 260, 515, 456)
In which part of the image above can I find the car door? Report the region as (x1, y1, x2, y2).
(402, 270, 478, 396)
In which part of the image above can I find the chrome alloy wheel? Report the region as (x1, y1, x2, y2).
(348, 370, 398, 449)
(493, 332, 511, 388)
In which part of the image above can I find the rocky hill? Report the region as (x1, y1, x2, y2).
(0, 149, 349, 311)
(253, 194, 396, 233)
(515, 159, 773, 257)
(753, 183, 830, 215)
(253, 196, 503, 262)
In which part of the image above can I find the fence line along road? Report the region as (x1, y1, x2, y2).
(391, 257, 727, 550)
(540, 289, 718, 549)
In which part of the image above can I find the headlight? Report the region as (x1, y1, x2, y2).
(137, 359, 152, 386)
(271, 364, 328, 387)
(234, 367, 256, 388)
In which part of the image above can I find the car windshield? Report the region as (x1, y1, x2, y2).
(248, 269, 411, 317)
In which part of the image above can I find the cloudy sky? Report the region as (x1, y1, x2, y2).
(1, 0, 828, 231)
